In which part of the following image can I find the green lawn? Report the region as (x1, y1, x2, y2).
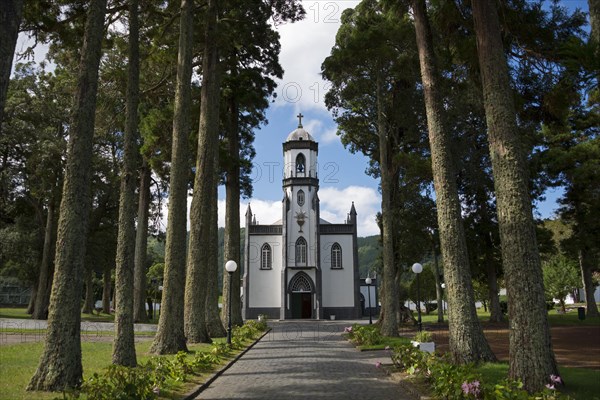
(412, 304, 600, 327)
(0, 307, 119, 323)
(0, 340, 219, 400)
(477, 362, 600, 400)
(0, 306, 168, 324)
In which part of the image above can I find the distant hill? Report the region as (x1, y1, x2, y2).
(357, 235, 381, 278)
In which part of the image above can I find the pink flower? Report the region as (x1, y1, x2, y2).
(344, 326, 353, 333)
(152, 386, 160, 395)
(546, 384, 555, 390)
(550, 374, 563, 385)
(375, 361, 382, 368)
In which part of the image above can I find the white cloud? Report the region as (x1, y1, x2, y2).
(319, 185, 381, 236)
(273, 1, 360, 113)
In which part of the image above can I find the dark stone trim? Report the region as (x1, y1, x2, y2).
(245, 307, 281, 320)
(249, 225, 282, 235)
(281, 195, 288, 320)
(283, 141, 319, 153)
(350, 208, 361, 318)
(283, 177, 319, 189)
(322, 307, 361, 320)
(315, 194, 323, 320)
(319, 224, 354, 234)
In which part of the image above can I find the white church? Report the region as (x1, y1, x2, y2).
(242, 116, 362, 320)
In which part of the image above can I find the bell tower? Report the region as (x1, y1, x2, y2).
(281, 114, 322, 319)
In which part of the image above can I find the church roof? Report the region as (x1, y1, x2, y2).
(286, 127, 315, 142)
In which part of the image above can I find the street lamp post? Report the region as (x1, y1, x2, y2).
(365, 277, 373, 324)
(440, 283, 446, 315)
(412, 263, 423, 332)
(225, 260, 238, 345)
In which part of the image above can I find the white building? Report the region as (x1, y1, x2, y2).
(242, 118, 362, 320)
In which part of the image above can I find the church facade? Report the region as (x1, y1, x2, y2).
(242, 118, 362, 320)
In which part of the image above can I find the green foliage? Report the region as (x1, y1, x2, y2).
(408, 265, 438, 305)
(345, 324, 383, 346)
(58, 320, 268, 399)
(542, 255, 580, 309)
(389, 345, 574, 399)
(413, 331, 433, 343)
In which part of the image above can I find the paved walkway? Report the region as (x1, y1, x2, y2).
(197, 321, 413, 400)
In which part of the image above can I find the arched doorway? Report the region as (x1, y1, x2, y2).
(289, 272, 314, 319)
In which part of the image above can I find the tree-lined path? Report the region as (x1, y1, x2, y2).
(197, 321, 411, 400)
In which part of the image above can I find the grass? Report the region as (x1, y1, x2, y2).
(0, 307, 118, 323)
(477, 362, 600, 400)
(409, 303, 600, 327)
(0, 338, 232, 400)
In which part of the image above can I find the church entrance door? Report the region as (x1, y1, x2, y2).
(291, 292, 312, 319)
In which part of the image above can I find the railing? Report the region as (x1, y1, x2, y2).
(249, 225, 283, 235)
(319, 224, 354, 234)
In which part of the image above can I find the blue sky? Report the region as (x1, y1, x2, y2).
(221, 0, 590, 236)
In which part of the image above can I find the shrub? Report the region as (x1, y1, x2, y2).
(389, 346, 573, 400)
(413, 330, 433, 343)
(347, 324, 383, 346)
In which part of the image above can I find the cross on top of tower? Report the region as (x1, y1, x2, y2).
(297, 113, 304, 128)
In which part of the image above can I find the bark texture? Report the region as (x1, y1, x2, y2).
(133, 161, 150, 323)
(151, 0, 193, 354)
(185, 0, 219, 343)
(432, 243, 443, 323)
(0, 0, 24, 130)
(102, 264, 111, 314)
(410, 0, 495, 363)
(27, 0, 107, 391)
(81, 266, 95, 314)
(472, 0, 558, 391)
(377, 72, 399, 337)
(206, 156, 226, 337)
(221, 98, 243, 327)
(112, 0, 140, 367)
(33, 201, 55, 319)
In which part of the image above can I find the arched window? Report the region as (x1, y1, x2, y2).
(331, 243, 342, 269)
(297, 189, 305, 206)
(261, 243, 272, 270)
(296, 237, 307, 264)
(296, 153, 305, 174)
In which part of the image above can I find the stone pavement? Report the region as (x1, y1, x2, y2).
(197, 320, 413, 400)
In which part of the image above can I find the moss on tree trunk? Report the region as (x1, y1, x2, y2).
(27, 0, 107, 391)
(472, 0, 558, 392)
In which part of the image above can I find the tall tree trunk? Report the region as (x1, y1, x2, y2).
(377, 71, 399, 337)
(222, 96, 243, 327)
(151, 0, 193, 354)
(432, 241, 444, 323)
(472, 0, 558, 391)
(579, 248, 599, 317)
(27, 0, 107, 391)
(33, 201, 55, 319)
(134, 161, 150, 322)
(112, 0, 140, 367)
(185, 0, 220, 343)
(485, 233, 503, 323)
(0, 0, 24, 131)
(410, 0, 495, 363)
(102, 264, 111, 314)
(206, 152, 226, 337)
(27, 285, 37, 314)
(81, 266, 95, 314)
